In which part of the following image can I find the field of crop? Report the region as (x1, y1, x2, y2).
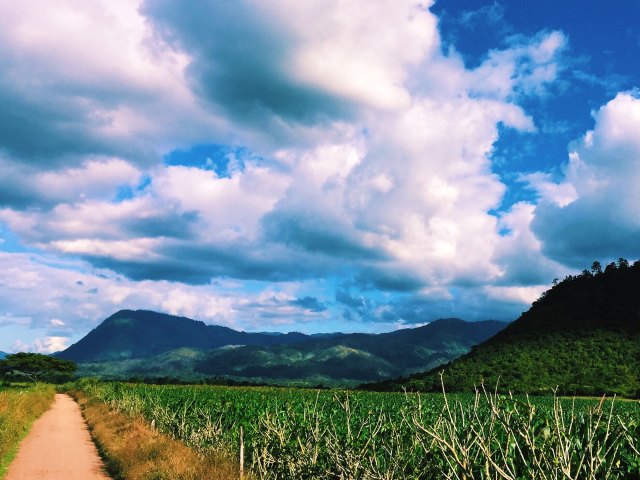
(74, 379, 640, 479)
(0, 383, 55, 477)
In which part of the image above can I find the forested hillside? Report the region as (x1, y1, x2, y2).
(371, 259, 640, 396)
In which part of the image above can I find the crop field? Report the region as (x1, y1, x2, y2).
(75, 380, 640, 479)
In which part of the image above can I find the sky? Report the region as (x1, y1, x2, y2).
(1, 0, 639, 353)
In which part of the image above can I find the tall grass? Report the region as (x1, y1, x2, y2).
(69, 387, 242, 480)
(411, 383, 640, 479)
(0, 383, 55, 477)
(74, 379, 640, 479)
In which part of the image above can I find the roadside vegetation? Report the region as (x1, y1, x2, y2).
(68, 386, 243, 480)
(0, 383, 55, 477)
(70, 379, 640, 479)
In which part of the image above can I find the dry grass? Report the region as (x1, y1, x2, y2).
(0, 383, 55, 477)
(70, 390, 244, 480)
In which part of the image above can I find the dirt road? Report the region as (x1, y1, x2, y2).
(5, 393, 110, 480)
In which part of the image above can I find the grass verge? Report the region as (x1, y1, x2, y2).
(0, 383, 55, 478)
(69, 389, 244, 480)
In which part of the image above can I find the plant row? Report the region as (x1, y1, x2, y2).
(72, 379, 640, 479)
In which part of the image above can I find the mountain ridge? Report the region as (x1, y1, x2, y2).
(57, 310, 507, 386)
(57, 309, 344, 363)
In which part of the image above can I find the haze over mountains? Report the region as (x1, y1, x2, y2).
(56, 310, 506, 386)
(374, 259, 640, 396)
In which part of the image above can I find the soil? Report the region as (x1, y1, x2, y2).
(5, 393, 110, 480)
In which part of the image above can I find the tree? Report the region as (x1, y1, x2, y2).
(604, 262, 617, 273)
(0, 352, 76, 383)
(591, 260, 602, 275)
(617, 257, 629, 268)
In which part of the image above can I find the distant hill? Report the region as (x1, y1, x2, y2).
(57, 310, 338, 363)
(0, 351, 6, 360)
(371, 259, 640, 396)
(59, 310, 506, 386)
(191, 318, 506, 384)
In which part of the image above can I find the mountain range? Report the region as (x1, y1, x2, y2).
(57, 309, 343, 363)
(370, 259, 640, 396)
(0, 351, 6, 360)
(56, 310, 506, 386)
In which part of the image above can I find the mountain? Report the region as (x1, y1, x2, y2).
(190, 318, 506, 384)
(59, 310, 506, 386)
(372, 260, 640, 396)
(57, 309, 339, 363)
(0, 351, 6, 360)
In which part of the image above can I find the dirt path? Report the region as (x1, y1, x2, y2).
(5, 393, 110, 480)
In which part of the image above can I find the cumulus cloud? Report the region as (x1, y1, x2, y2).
(36, 337, 69, 354)
(493, 202, 569, 286)
(142, 0, 438, 127)
(530, 92, 640, 267)
(1, 91, 537, 293)
(0, 0, 585, 344)
(0, 252, 336, 348)
(9, 337, 69, 354)
(0, 157, 141, 208)
(0, 0, 221, 165)
(469, 30, 567, 100)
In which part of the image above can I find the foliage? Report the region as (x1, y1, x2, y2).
(0, 353, 77, 383)
(0, 383, 55, 476)
(69, 388, 241, 480)
(70, 380, 640, 479)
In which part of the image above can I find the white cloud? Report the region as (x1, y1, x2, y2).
(281, 0, 439, 110)
(0, 157, 141, 209)
(9, 336, 69, 354)
(34, 336, 69, 354)
(155, 164, 290, 238)
(37, 158, 141, 201)
(531, 92, 640, 266)
(0, 0, 223, 164)
(0, 0, 579, 343)
(51, 238, 163, 261)
(519, 171, 577, 207)
(336, 96, 532, 287)
(0, 252, 339, 345)
(469, 30, 567, 100)
(483, 285, 545, 306)
(494, 202, 569, 285)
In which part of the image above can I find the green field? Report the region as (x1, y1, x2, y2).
(73, 380, 640, 479)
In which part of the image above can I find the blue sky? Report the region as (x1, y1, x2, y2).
(0, 0, 639, 353)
